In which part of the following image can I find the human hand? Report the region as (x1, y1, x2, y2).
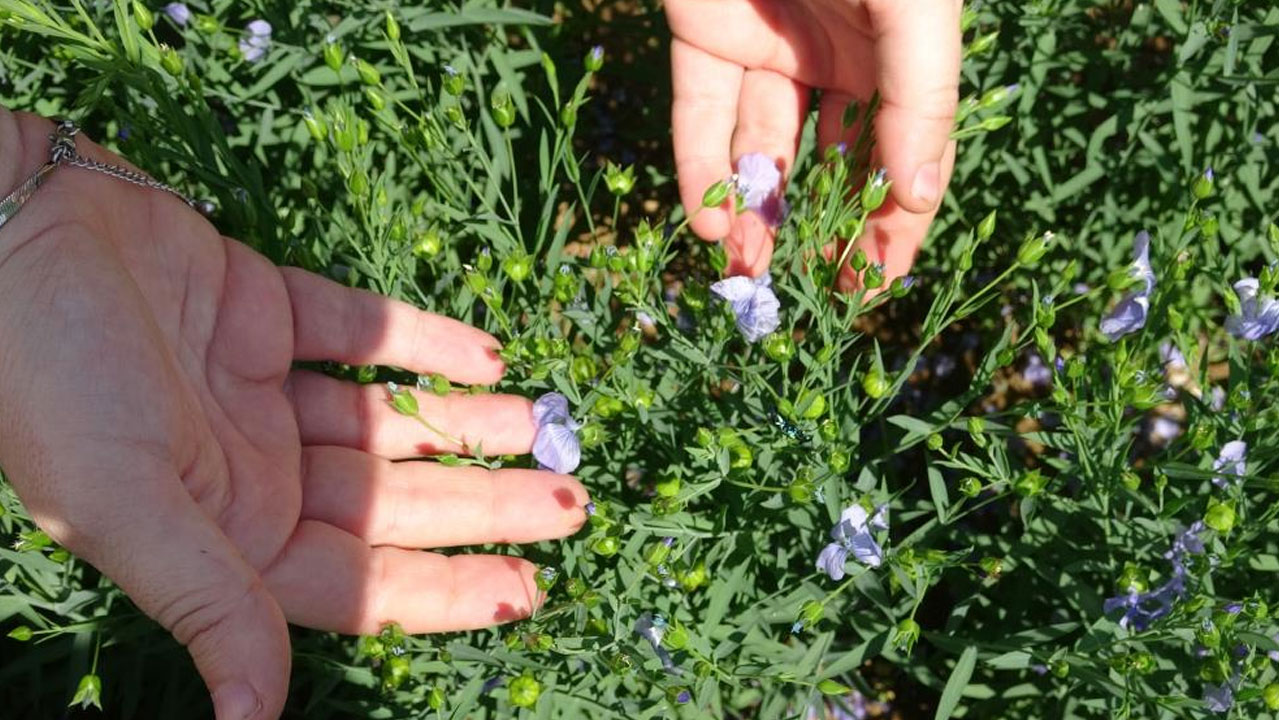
(0, 110, 588, 719)
(666, 0, 962, 288)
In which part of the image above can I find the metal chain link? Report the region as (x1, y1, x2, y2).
(0, 119, 212, 234)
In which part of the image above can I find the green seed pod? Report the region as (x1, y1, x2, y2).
(570, 355, 596, 384)
(796, 389, 827, 419)
(428, 686, 446, 710)
(862, 369, 889, 399)
(680, 561, 708, 591)
(347, 169, 369, 197)
(959, 477, 982, 497)
(412, 228, 443, 258)
(967, 29, 999, 56)
(702, 179, 731, 208)
(859, 169, 890, 212)
(604, 162, 636, 196)
(133, 1, 154, 31)
(656, 476, 682, 498)
(1014, 469, 1047, 497)
(160, 45, 184, 76)
(663, 622, 689, 650)
(1016, 231, 1055, 266)
(1120, 471, 1141, 492)
(728, 443, 753, 470)
(324, 40, 345, 72)
(70, 674, 102, 710)
(828, 449, 850, 473)
(501, 254, 532, 282)
(1204, 499, 1236, 533)
(695, 427, 715, 448)
(801, 600, 824, 626)
(7, 626, 33, 642)
(302, 109, 327, 143)
(364, 87, 386, 112)
(644, 540, 672, 566)
(381, 655, 411, 692)
(1264, 683, 1279, 710)
(385, 11, 401, 41)
(850, 248, 869, 272)
(388, 383, 418, 416)
(590, 535, 620, 556)
(892, 618, 921, 653)
(560, 101, 578, 129)
(763, 332, 795, 363)
(354, 58, 381, 86)
(926, 433, 944, 451)
(443, 67, 465, 96)
(979, 556, 1003, 578)
(819, 419, 839, 443)
(788, 478, 814, 504)
(508, 674, 541, 708)
(490, 88, 516, 128)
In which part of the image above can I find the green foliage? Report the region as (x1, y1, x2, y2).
(1, 1, 1278, 719)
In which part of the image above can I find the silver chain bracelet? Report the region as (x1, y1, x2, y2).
(0, 119, 213, 233)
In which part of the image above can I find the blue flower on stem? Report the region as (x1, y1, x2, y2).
(163, 2, 191, 26)
(710, 273, 780, 343)
(1225, 277, 1279, 340)
(816, 504, 889, 581)
(532, 392, 581, 474)
(1100, 231, 1155, 341)
(734, 152, 787, 227)
(1212, 441, 1247, 489)
(1104, 522, 1206, 630)
(239, 19, 273, 63)
(1202, 682, 1234, 714)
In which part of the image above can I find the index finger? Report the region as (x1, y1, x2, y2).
(671, 38, 743, 240)
(281, 268, 504, 385)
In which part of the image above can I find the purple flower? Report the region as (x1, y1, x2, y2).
(1225, 603, 1243, 615)
(710, 273, 780, 343)
(1202, 682, 1233, 714)
(1212, 441, 1247, 488)
(1105, 522, 1205, 631)
(532, 392, 581, 474)
(1160, 341, 1187, 370)
(1149, 416, 1181, 444)
(1101, 231, 1155, 341)
(816, 504, 888, 580)
(1225, 277, 1279, 340)
(675, 690, 691, 704)
(589, 46, 604, 65)
(1023, 353, 1052, 389)
(163, 2, 191, 26)
(239, 19, 272, 63)
(734, 153, 787, 226)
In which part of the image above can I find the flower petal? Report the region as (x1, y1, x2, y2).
(533, 422, 581, 474)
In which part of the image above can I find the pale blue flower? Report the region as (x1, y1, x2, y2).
(816, 504, 888, 580)
(711, 273, 780, 343)
(1212, 441, 1247, 488)
(163, 2, 191, 26)
(735, 152, 787, 226)
(239, 19, 272, 63)
(1202, 682, 1233, 714)
(1023, 353, 1052, 389)
(634, 613, 677, 673)
(1105, 522, 1205, 631)
(1225, 277, 1279, 340)
(1101, 231, 1155, 341)
(532, 392, 581, 474)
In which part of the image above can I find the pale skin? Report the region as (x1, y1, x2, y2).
(667, 0, 963, 287)
(0, 108, 589, 720)
(0, 4, 962, 718)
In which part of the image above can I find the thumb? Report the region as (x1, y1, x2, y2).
(867, 0, 963, 214)
(50, 469, 291, 720)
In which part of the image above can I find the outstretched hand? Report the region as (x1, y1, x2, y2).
(0, 110, 588, 720)
(666, 0, 963, 287)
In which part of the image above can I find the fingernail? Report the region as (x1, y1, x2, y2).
(911, 162, 941, 208)
(213, 682, 262, 720)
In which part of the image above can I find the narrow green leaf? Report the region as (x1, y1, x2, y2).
(935, 645, 978, 720)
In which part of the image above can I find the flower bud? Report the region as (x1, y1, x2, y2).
(1192, 167, 1214, 199)
(560, 101, 578, 129)
(412, 228, 443, 258)
(644, 539, 672, 566)
(133, 1, 154, 31)
(979, 115, 1013, 132)
(584, 45, 604, 72)
(1014, 469, 1047, 496)
(663, 622, 689, 650)
(679, 561, 708, 591)
(967, 29, 999, 56)
(7, 626, 32, 641)
(1264, 683, 1279, 711)
(160, 45, 184, 76)
(863, 263, 885, 289)
(860, 169, 890, 212)
(819, 419, 839, 443)
(70, 674, 102, 710)
(324, 39, 345, 72)
(354, 57, 381, 86)
(827, 449, 850, 473)
(302, 109, 327, 143)
(590, 535, 620, 556)
(428, 686, 446, 710)
(385, 10, 401, 41)
(796, 389, 827, 419)
(850, 248, 869, 272)
(1016, 231, 1055, 266)
(501, 253, 532, 282)
(364, 87, 385, 112)
(927, 433, 944, 451)
(702, 179, 731, 208)
(889, 275, 914, 298)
